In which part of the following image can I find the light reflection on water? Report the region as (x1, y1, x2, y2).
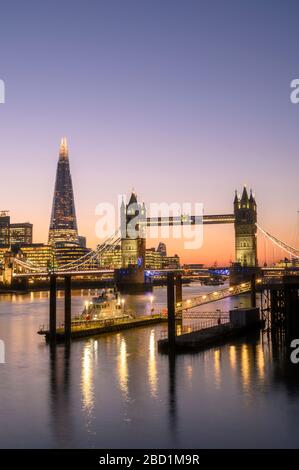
(81, 341, 94, 413)
(118, 336, 129, 400)
(0, 283, 299, 448)
(148, 329, 158, 398)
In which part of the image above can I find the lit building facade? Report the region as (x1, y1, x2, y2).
(20, 244, 53, 268)
(54, 242, 91, 267)
(162, 254, 180, 269)
(99, 241, 180, 270)
(10, 223, 33, 245)
(145, 248, 162, 269)
(99, 245, 122, 268)
(0, 246, 9, 266)
(0, 211, 10, 245)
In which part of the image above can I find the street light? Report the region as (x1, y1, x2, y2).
(121, 298, 125, 317)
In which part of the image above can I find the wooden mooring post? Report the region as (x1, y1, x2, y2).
(175, 273, 182, 306)
(167, 272, 176, 350)
(49, 274, 73, 343)
(251, 273, 256, 308)
(49, 274, 57, 343)
(64, 275, 72, 342)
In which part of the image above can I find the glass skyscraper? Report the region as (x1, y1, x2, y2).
(48, 138, 79, 246)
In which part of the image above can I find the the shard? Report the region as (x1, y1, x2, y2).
(48, 138, 79, 246)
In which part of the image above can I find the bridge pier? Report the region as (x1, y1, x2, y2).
(49, 274, 57, 343)
(64, 275, 72, 342)
(114, 267, 152, 293)
(229, 263, 261, 286)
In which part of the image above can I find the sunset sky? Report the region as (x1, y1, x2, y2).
(0, 0, 299, 264)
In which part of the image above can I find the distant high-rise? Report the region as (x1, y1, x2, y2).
(48, 138, 79, 246)
(157, 242, 167, 257)
(10, 223, 33, 245)
(0, 211, 10, 245)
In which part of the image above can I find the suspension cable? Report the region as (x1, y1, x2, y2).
(256, 223, 299, 259)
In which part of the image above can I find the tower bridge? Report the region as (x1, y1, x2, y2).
(115, 185, 258, 290)
(7, 185, 299, 289)
(2, 139, 299, 289)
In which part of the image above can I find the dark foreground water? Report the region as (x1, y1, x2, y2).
(0, 283, 299, 449)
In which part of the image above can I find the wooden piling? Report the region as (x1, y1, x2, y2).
(175, 274, 182, 306)
(64, 275, 72, 342)
(251, 273, 256, 308)
(49, 274, 57, 343)
(167, 272, 176, 350)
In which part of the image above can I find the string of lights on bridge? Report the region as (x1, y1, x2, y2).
(11, 223, 299, 276)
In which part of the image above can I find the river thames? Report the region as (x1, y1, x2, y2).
(0, 283, 299, 449)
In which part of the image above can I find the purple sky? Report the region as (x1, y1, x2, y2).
(0, 0, 299, 263)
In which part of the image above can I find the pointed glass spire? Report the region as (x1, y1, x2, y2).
(48, 138, 78, 245)
(59, 137, 68, 160)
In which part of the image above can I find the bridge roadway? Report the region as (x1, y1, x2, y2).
(12, 268, 183, 278)
(13, 269, 115, 278)
(146, 214, 235, 226)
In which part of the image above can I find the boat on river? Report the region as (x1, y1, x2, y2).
(79, 288, 126, 321)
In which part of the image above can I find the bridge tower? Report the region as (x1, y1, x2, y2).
(234, 186, 257, 267)
(120, 192, 146, 269)
(115, 192, 149, 292)
(2, 249, 28, 289)
(231, 186, 259, 284)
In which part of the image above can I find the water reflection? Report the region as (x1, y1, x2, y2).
(256, 344, 265, 380)
(213, 349, 222, 388)
(168, 352, 177, 440)
(2, 286, 299, 448)
(241, 344, 250, 391)
(118, 336, 129, 400)
(229, 345, 236, 371)
(81, 341, 95, 414)
(148, 330, 158, 398)
(49, 343, 72, 447)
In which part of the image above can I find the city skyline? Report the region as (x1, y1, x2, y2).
(0, 135, 296, 266)
(1, 1, 299, 458)
(1, 1, 299, 264)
